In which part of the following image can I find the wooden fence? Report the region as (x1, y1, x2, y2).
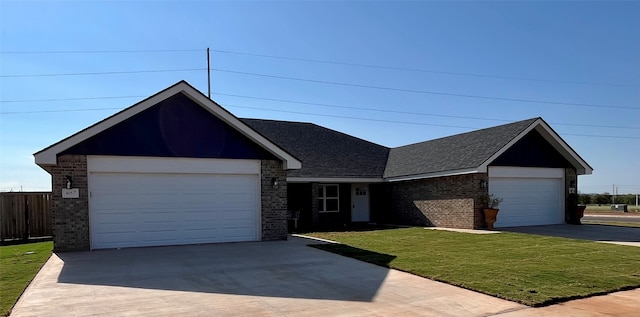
(0, 192, 52, 241)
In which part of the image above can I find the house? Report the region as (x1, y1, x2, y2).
(35, 81, 592, 251)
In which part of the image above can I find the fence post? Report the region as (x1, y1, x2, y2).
(0, 195, 3, 242)
(23, 195, 29, 241)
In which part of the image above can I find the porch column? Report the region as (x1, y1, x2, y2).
(311, 182, 320, 227)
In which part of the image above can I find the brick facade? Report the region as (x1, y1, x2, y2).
(49, 156, 287, 251)
(386, 173, 488, 229)
(564, 167, 577, 223)
(260, 160, 288, 241)
(412, 199, 475, 228)
(49, 155, 90, 252)
(310, 182, 320, 227)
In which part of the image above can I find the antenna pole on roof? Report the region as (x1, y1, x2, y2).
(207, 47, 211, 99)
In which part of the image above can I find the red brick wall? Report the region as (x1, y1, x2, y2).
(387, 173, 488, 229)
(413, 198, 475, 228)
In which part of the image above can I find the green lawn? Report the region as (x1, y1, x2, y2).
(0, 242, 52, 317)
(307, 228, 640, 306)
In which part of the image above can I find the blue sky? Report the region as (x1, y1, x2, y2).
(1, 1, 638, 194)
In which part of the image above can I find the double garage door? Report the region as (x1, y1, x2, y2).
(489, 167, 564, 228)
(88, 156, 260, 249)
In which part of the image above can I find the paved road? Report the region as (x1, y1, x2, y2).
(502, 224, 640, 247)
(584, 214, 640, 223)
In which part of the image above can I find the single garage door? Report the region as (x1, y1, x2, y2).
(88, 156, 260, 249)
(489, 167, 564, 228)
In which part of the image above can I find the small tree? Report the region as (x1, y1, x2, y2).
(618, 194, 635, 205)
(592, 193, 611, 205)
(481, 194, 503, 209)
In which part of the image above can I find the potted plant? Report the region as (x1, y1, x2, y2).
(481, 194, 503, 230)
(567, 193, 585, 225)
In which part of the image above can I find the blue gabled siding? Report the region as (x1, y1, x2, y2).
(490, 130, 571, 168)
(61, 93, 276, 160)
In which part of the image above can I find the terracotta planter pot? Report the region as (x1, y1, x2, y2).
(483, 208, 499, 230)
(569, 205, 586, 225)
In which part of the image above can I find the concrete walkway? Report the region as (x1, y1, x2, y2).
(495, 288, 640, 317)
(10, 236, 639, 317)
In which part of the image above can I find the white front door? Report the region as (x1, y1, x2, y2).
(351, 184, 370, 222)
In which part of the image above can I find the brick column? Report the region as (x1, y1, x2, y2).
(260, 160, 288, 240)
(473, 173, 489, 229)
(49, 155, 90, 251)
(310, 182, 320, 228)
(565, 168, 578, 223)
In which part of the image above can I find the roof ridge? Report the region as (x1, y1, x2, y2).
(240, 118, 314, 125)
(243, 118, 390, 150)
(391, 117, 539, 150)
(383, 117, 542, 179)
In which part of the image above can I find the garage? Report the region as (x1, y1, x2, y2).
(489, 167, 564, 228)
(35, 82, 301, 251)
(88, 156, 260, 249)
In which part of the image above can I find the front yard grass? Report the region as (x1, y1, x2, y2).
(307, 228, 640, 306)
(0, 242, 52, 317)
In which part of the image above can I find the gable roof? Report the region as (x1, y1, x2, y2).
(242, 119, 389, 181)
(34, 81, 592, 180)
(34, 81, 301, 170)
(384, 117, 592, 180)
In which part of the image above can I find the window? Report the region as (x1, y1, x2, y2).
(318, 184, 339, 212)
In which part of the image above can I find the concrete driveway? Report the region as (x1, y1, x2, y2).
(11, 236, 525, 317)
(500, 224, 640, 247)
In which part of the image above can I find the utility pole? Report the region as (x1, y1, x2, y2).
(612, 184, 615, 204)
(207, 47, 211, 99)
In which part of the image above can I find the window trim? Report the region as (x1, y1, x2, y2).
(318, 184, 340, 213)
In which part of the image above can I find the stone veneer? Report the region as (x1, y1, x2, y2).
(387, 173, 488, 229)
(49, 155, 288, 251)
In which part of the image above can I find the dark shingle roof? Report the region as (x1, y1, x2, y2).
(383, 118, 539, 178)
(241, 119, 390, 178)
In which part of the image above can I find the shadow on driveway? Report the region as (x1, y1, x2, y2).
(12, 236, 527, 317)
(55, 238, 390, 302)
(500, 224, 640, 247)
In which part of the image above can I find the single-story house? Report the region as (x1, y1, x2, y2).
(35, 81, 592, 251)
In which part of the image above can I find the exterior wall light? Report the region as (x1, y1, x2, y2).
(65, 176, 73, 189)
(271, 177, 279, 189)
(479, 179, 487, 189)
(569, 180, 576, 194)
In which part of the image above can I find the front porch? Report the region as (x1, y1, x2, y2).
(286, 182, 386, 232)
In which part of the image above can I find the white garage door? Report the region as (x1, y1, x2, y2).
(88, 156, 260, 249)
(489, 167, 564, 228)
